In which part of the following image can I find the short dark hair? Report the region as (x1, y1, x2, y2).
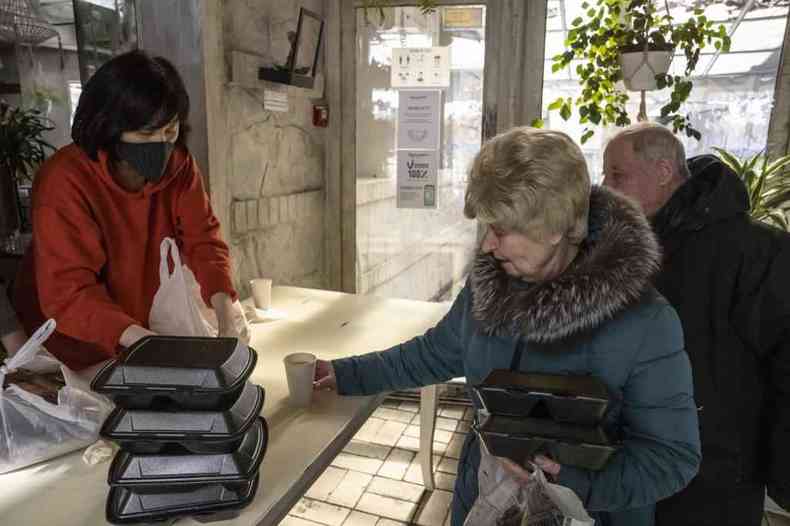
(71, 50, 190, 161)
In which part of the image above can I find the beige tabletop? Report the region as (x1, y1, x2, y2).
(0, 286, 450, 526)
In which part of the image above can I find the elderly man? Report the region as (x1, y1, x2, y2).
(603, 122, 790, 526)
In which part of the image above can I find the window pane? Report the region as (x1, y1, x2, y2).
(540, 0, 789, 180)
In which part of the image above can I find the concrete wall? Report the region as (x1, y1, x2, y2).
(204, 0, 328, 298)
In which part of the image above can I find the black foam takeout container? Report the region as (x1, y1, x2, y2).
(106, 474, 259, 524)
(91, 336, 257, 412)
(473, 370, 610, 425)
(100, 382, 265, 454)
(475, 414, 619, 471)
(108, 417, 268, 489)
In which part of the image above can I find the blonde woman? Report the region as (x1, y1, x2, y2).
(314, 127, 700, 526)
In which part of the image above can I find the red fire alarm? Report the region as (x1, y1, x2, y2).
(313, 104, 329, 127)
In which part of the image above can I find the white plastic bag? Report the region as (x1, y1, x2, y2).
(0, 320, 114, 473)
(149, 237, 216, 337)
(464, 444, 594, 526)
(149, 238, 250, 343)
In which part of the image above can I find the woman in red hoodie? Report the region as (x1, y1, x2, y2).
(13, 50, 239, 370)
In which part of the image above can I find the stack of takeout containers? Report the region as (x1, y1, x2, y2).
(92, 336, 266, 524)
(472, 370, 619, 471)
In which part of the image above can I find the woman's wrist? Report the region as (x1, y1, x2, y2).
(119, 324, 156, 348)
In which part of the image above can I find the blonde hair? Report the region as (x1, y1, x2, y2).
(464, 127, 590, 243)
(609, 122, 690, 178)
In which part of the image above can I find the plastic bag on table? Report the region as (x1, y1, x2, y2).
(149, 237, 250, 344)
(0, 320, 114, 474)
(464, 442, 594, 526)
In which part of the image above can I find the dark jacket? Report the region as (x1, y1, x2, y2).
(333, 186, 701, 526)
(651, 155, 790, 512)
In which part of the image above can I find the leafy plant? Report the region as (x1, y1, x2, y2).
(546, 0, 730, 143)
(360, 0, 438, 25)
(714, 147, 790, 230)
(0, 102, 55, 229)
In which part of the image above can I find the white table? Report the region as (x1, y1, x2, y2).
(0, 286, 450, 526)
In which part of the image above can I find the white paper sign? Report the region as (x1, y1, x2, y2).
(391, 47, 451, 88)
(263, 90, 288, 112)
(397, 90, 442, 150)
(397, 150, 438, 209)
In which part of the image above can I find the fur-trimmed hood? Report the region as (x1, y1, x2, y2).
(470, 185, 660, 343)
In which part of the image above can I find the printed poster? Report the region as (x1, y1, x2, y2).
(397, 149, 439, 210)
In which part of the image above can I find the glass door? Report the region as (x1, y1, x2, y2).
(354, 4, 486, 301)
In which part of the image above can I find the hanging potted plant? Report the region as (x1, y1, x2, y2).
(546, 0, 730, 143)
(360, 0, 438, 25)
(0, 102, 55, 234)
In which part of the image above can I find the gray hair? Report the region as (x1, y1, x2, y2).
(610, 122, 690, 178)
(464, 127, 590, 243)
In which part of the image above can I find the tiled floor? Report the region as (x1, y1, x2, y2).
(282, 398, 473, 526)
(282, 396, 790, 526)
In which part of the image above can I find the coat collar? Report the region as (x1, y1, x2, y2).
(469, 185, 660, 343)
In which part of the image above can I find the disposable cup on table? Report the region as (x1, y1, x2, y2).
(283, 352, 316, 408)
(249, 279, 272, 311)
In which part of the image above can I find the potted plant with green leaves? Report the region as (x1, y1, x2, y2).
(0, 102, 54, 234)
(546, 0, 730, 143)
(713, 148, 790, 231)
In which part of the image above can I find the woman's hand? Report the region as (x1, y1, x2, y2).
(211, 292, 239, 338)
(119, 324, 156, 348)
(313, 359, 337, 391)
(499, 455, 562, 482)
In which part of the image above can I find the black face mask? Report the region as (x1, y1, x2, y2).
(116, 141, 175, 184)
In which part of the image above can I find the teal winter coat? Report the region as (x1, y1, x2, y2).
(333, 186, 701, 526)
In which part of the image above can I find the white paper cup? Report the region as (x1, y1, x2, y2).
(250, 278, 272, 310)
(283, 352, 316, 407)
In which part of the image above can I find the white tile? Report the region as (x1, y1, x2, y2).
(445, 433, 465, 460)
(377, 448, 415, 480)
(403, 454, 441, 485)
(343, 440, 391, 460)
(257, 198, 269, 227)
(395, 434, 447, 455)
(414, 490, 453, 526)
(282, 516, 324, 526)
(438, 406, 465, 420)
(290, 498, 351, 526)
(367, 476, 425, 503)
(356, 493, 418, 523)
(404, 424, 452, 443)
(398, 401, 419, 413)
(342, 511, 379, 526)
(377, 520, 407, 526)
(462, 407, 475, 422)
(354, 417, 386, 443)
(373, 407, 415, 423)
(435, 471, 457, 491)
(332, 453, 384, 475)
(328, 471, 372, 508)
(372, 420, 408, 447)
(403, 425, 420, 439)
(269, 196, 279, 225)
(436, 417, 458, 432)
(457, 421, 471, 434)
(437, 457, 459, 474)
(306, 466, 347, 501)
(233, 200, 247, 232)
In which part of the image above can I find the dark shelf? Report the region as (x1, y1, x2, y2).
(258, 68, 315, 89)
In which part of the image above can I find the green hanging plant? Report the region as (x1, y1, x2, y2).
(713, 147, 790, 231)
(544, 0, 730, 143)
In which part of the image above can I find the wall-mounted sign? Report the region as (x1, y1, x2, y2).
(443, 7, 484, 29)
(391, 47, 450, 88)
(397, 89, 442, 150)
(397, 149, 438, 209)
